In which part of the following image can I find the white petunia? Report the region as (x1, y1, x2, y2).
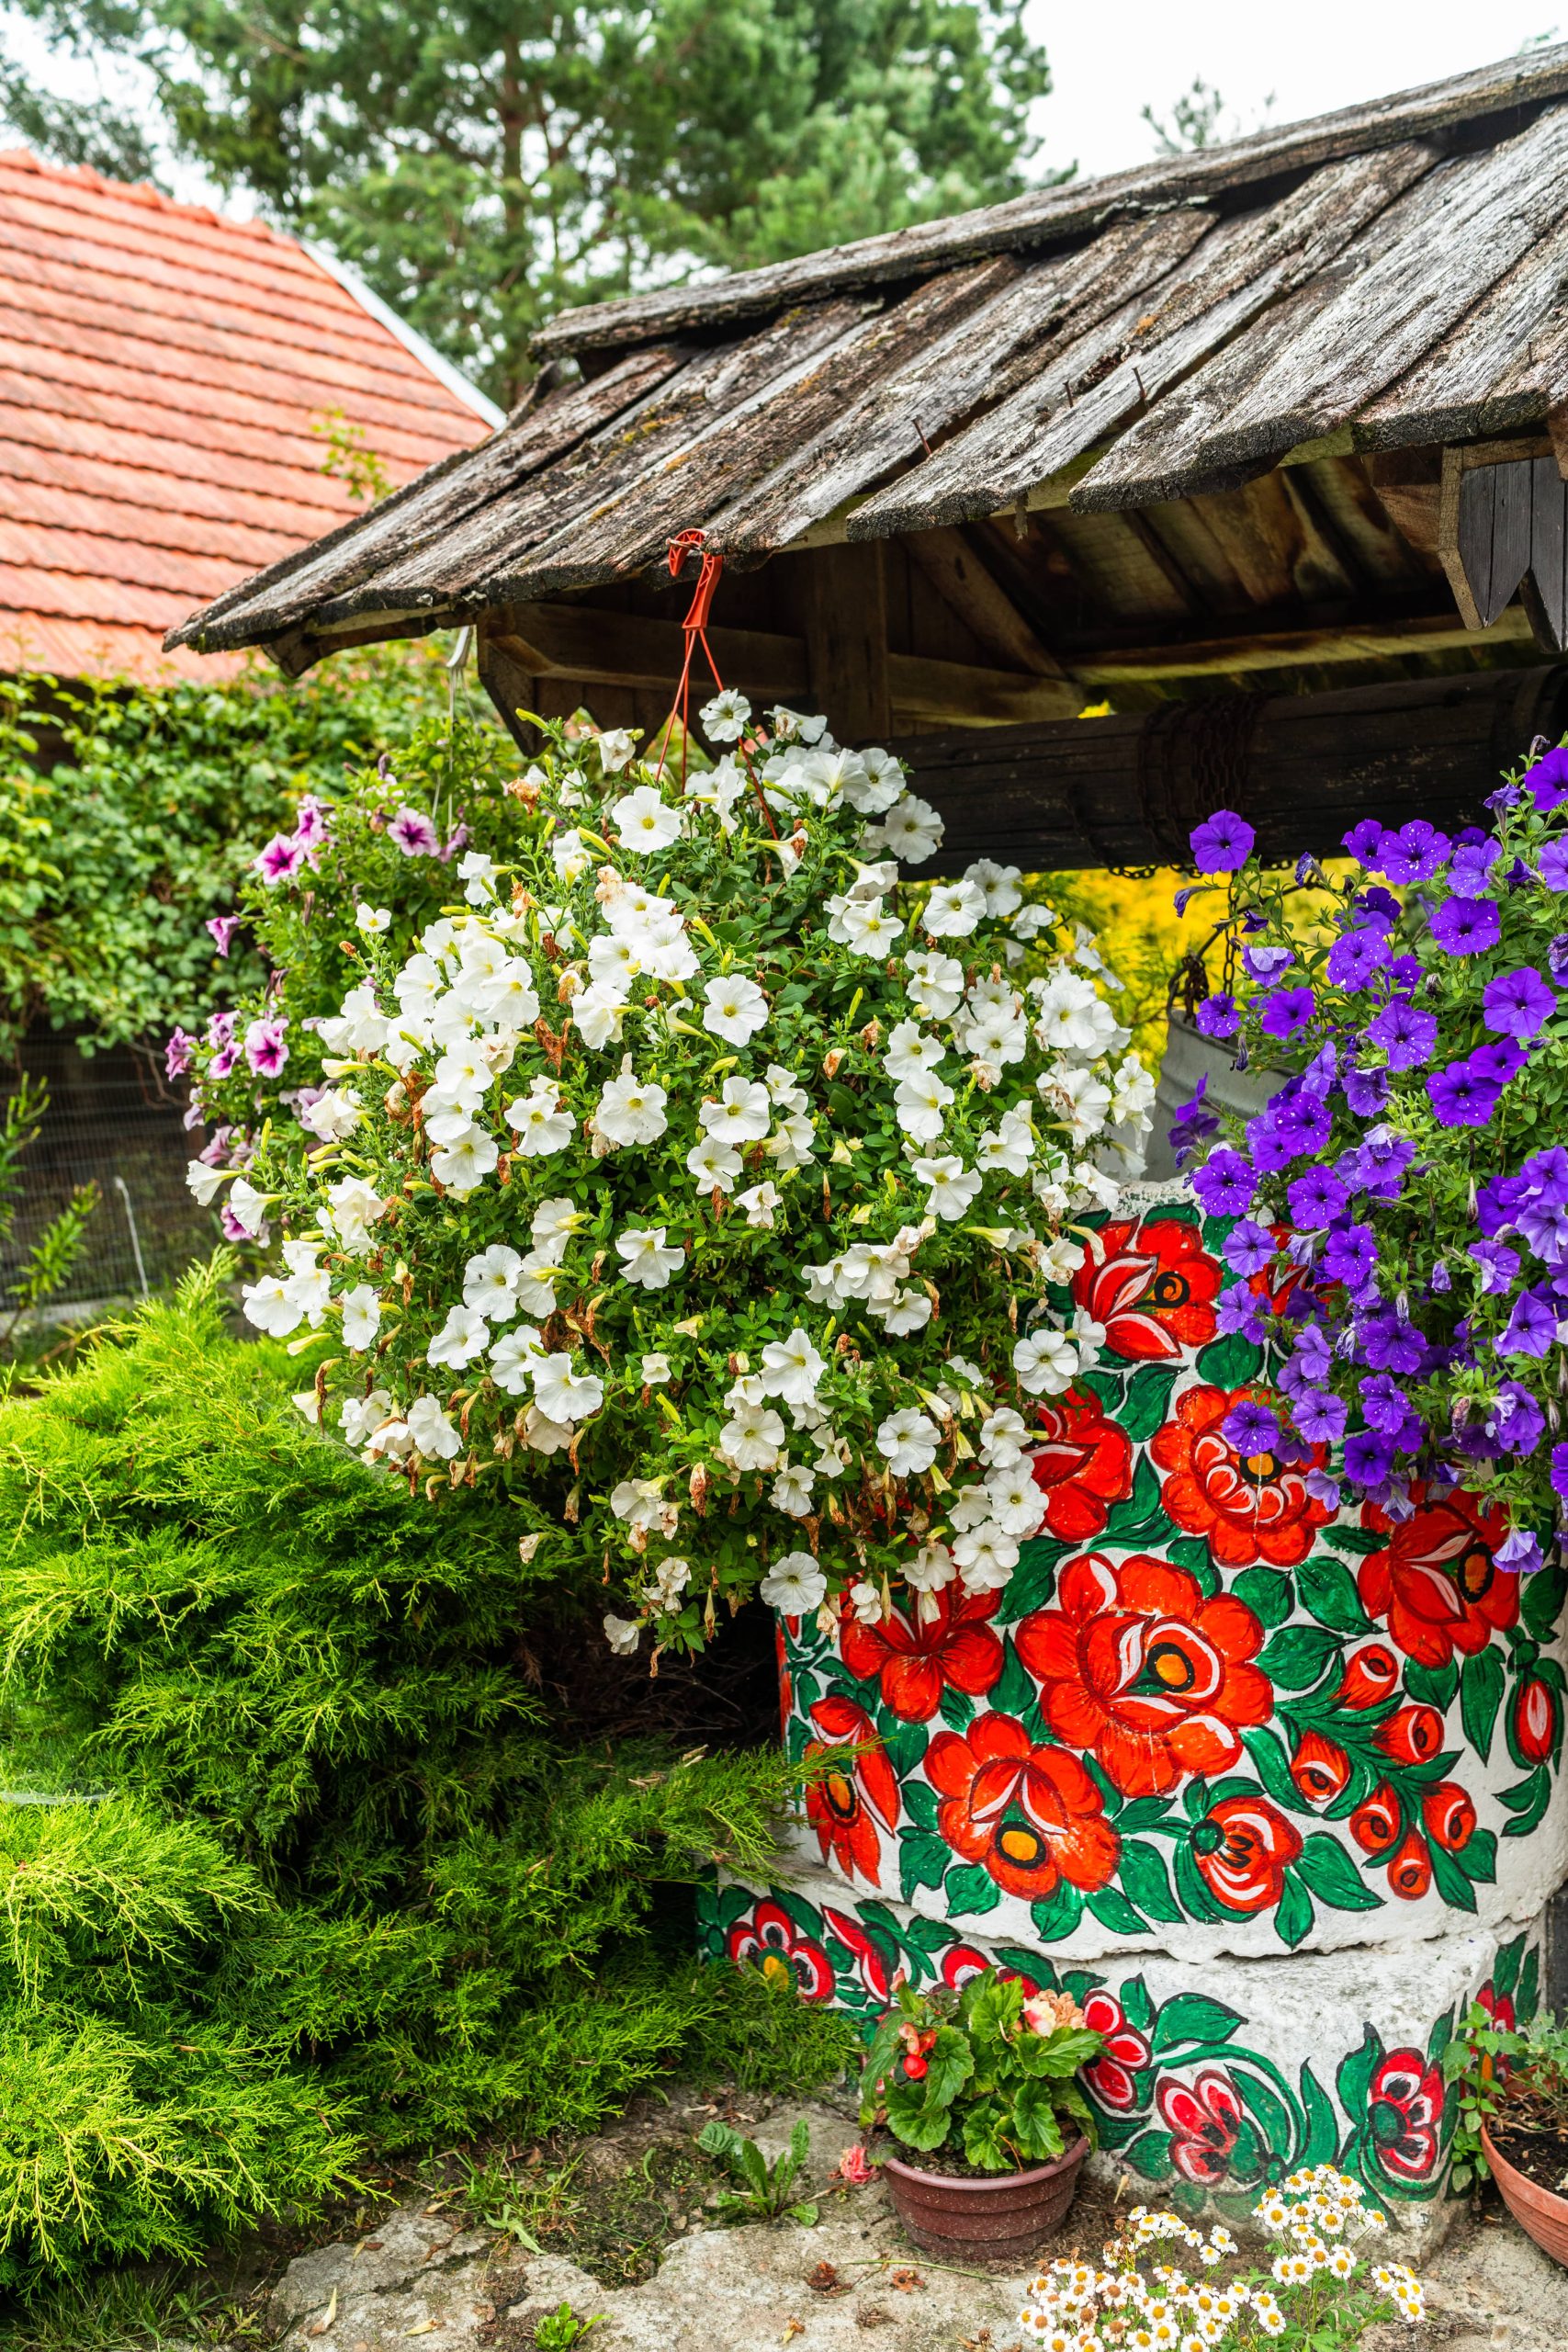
(686, 1135, 742, 1193)
(186, 1158, 225, 1206)
(700, 1076, 771, 1146)
(596, 1068, 670, 1148)
(616, 1226, 684, 1290)
(604, 1613, 641, 1656)
(1011, 901, 1056, 941)
(532, 1197, 581, 1249)
(760, 1326, 826, 1407)
(407, 1395, 462, 1460)
(1040, 1061, 1111, 1145)
(506, 1080, 576, 1158)
(963, 859, 1022, 918)
(848, 1579, 885, 1626)
(1031, 968, 1122, 1057)
(463, 1244, 523, 1321)
(874, 792, 944, 864)
(227, 1176, 269, 1238)
(718, 1396, 785, 1473)
(572, 981, 629, 1049)
(976, 1107, 1033, 1177)
(340, 1283, 381, 1350)
(884, 1287, 933, 1335)
(427, 1302, 491, 1368)
(241, 1275, 301, 1338)
(552, 827, 591, 882)
(595, 727, 637, 773)
(524, 1404, 575, 1453)
(986, 1464, 1048, 1538)
(921, 879, 987, 939)
(735, 1179, 780, 1227)
(840, 897, 905, 956)
(341, 1388, 394, 1449)
(355, 903, 392, 933)
(325, 1174, 385, 1255)
(644, 1556, 691, 1613)
(906, 1540, 956, 1594)
(612, 785, 683, 854)
(533, 1352, 604, 1424)
(759, 1551, 827, 1614)
(903, 948, 964, 1021)
(458, 850, 497, 904)
(766, 1113, 816, 1170)
(913, 1155, 982, 1221)
(1013, 1330, 1079, 1396)
(953, 1522, 1018, 1593)
(300, 1085, 363, 1142)
(979, 1407, 1030, 1466)
(1111, 1052, 1156, 1125)
(876, 1408, 940, 1476)
(700, 687, 751, 742)
(884, 1021, 945, 1086)
(772, 1464, 816, 1517)
(701, 972, 770, 1045)
(765, 1062, 809, 1113)
(894, 1072, 953, 1142)
(490, 1324, 546, 1395)
(430, 1123, 500, 1195)
(292, 1389, 321, 1424)
(641, 1351, 672, 1385)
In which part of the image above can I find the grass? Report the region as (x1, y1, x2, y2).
(0, 2266, 266, 2352)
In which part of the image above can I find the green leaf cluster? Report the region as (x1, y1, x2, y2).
(694, 2116, 818, 2225)
(0, 1265, 830, 2288)
(858, 1973, 1101, 2173)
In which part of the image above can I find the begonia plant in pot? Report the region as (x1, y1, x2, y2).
(857, 1973, 1103, 2261)
(194, 692, 1152, 1657)
(1172, 756, 1568, 1701)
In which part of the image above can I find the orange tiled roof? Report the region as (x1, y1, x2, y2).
(0, 148, 498, 684)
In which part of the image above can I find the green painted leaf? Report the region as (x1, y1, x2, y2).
(945, 1861, 1002, 1916)
(1121, 2127, 1175, 2182)
(1258, 1625, 1342, 1691)
(989, 1638, 1036, 1720)
(1118, 1838, 1185, 1925)
(1493, 1930, 1525, 2005)
(1404, 1658, 1459, 1714)
(1121, 1976, 1156, 2033)
(1427, 1840, 1478, 1914)
(1319, 1524, 1383, 1557)
(1242, 1724, 1308, 1813)
(1115, 1794, 1178, 1832)
(1118, 1363, 1180, 1443)
(1519, 1943, 1540, 2022)
(1300, 2061, 1339, 2165)
(1521, 1559, 1567, 1642)
(1104, 1449, 1163, 1536)
(1460, 1647, 1506, 1763)
(1030, 1883, 1084, 1943)
(1275, 1871, 1314, 1950)
(1232, 1567, 1295, 1629)
(1196, 1333, 1264, 1386)
(1293, 1832, 1384, 1912)
(1166, 1533, 1219, 1577)
(1173, 1838, 1223, 1924)
(1235, 2066, 1292, 2157)
(1150, 1993, 1245, 2054)
(898, 1831, 951, 1902)
(902, 1779, 940, 1834)
(939, 1684, 976, 1734)
(1086, 1884, 1147, 1937)
(1295, 1554, 1374, 1636)
(1336, 2025, 1382, 2123)
(1502, 1773, 1552, 1836)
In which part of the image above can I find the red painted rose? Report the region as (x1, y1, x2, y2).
(804, 1695, 901, 1885)
(1334, 1641, 1402, 1710)
(1156, 2070, 1245, 2186)
(1151, 1384, 1331, 1568)
(1290, 1729, 1351, 1806)
(839, 1585, 1004, 1724)
(822, 1905, 897, 2002)
(1375, 1704, 1445, 1769)
(1072, 1217, 1222, 1362)
(924, 1713, 1121, 1901)
(1191, 1794, 1303, 1915)
(1476, 1980, 1517, 2033)
(1349, 1783, 1402, 1857)
(1016, 1552, 1271, 1798)
(1027, 1386, 1134, 1544)
(1081, 1989, 1152, 2112)
(1421, 1781, 1476, 1854)
(941, 1945, 1042, 1998)
(1359, 1485, 1517, 1670)
(1368, 2050, 1445, 2180)
(1513, 1674, 1560, 1767)
(1386, 1826, 1433, 1901)
(727, 1899, 834, 2001)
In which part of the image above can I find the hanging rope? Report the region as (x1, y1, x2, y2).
(657, 527, 778, 837)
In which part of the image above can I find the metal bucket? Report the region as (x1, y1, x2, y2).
(1144, 1010, 1277, 1180)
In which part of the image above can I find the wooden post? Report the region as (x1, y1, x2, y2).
(802, 543, 891, 740)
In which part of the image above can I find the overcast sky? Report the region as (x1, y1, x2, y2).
(4, 3, 1565, 212)
(1030, 2, 1563, 179)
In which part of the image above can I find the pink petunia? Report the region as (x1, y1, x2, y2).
(255, 833, 306, 885)
(389, 808, 440, 856)
(165, 1027, 195, 1079)
(243, 1017, 289, 1077)
(207, 915, 241, 956)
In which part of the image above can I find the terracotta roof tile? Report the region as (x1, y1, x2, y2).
(0, 148, 495, 682)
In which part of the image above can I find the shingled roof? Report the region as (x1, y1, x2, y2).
(169, 43, 1568, 674)
(0, 149, 499, 684)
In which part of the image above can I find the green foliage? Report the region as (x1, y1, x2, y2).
(532, 2306, 603, 2351)
(859, 1974, 1102, 2172)
(8, 1, 1055, 403)
(683, 1962, 857, 2096)
(1443, 2000, 1568, 2189)
(694, 2117, 817, 2225)
(0, 1076, 98, 1349)
(0, 647, 460, 1059)
(0, 1269, 822, 2289)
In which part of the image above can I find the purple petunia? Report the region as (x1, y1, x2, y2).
(1190, 1148, 1257, 1218)
(165, 1027, 195, 1080)
(1483, 964, 1557, 1041)
(1429, 895, 1502, 956)
(1497, 1286, 1561, 1358)
(1495, 1529, 1546, 1575)
(1551, 1440, 1568, 1502)
(1472, 1037, 1529, 1086)
(1493, 1381, 1547, 1455)
(1168, 1076, 1221, 1169)
(389, 808, 442, 856)
(1364, 999, 1437, 1071)
(1343, 819, 1386, 865)
(207, 915, 242, 957)
(1450, 837, 1503, 893)
(1469, 1238, 1522, 1295)
(1342, 1064, 1390, 1117)
(1214, 1283, 1270, 1344)
(1292, 1387, 1347, 1444)
(1322, 1222, 1376, 1289)
(1258, 984, 1315, 1039)
(1427, 1057, 1502, 1128)
(1243, 944, 1294, 981)
(1222, 1218, 1279, 1277)
(1269, 1091, 1334, 1156)
(1536, 840, 1568, 891)
(1376, 820, 1450, 885)
(1325, 926, 1392, 989)
(1344, 1430, 1396, 1487)
(1526, 742, 1568, 810)
(1190, 809, 1256, 873)
(1359, 1306, 1426, 1376)
(1359, 1374, 1410, 1435)
(254, 832, 305, 886)
(1245, 1114, 1297, 1173)
(1194, 992, 1240, 1040)
(1222, 1399, 1282, 1457)
(1286, 1166, 1348, 1227)
(243, 1016, 289, 1078)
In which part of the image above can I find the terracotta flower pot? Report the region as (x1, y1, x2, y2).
(1481, 2120, 1568, 2267)
(882, 2136, 1089, 2264)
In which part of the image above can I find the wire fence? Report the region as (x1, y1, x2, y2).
(0, 1031, 216, 1309)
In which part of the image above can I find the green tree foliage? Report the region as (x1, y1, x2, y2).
(0, 648, 457, 1057)
(3, 1, 1053, 403)
(0, 1265, 840, 2286)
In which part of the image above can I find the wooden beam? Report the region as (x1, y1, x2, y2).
(802, 542, 891, 738)
(903, 527, 1069, 677)
(488, 605, 809, 700)
(1074, 603, 1533, 683)
(888, 653, 1083, 725)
